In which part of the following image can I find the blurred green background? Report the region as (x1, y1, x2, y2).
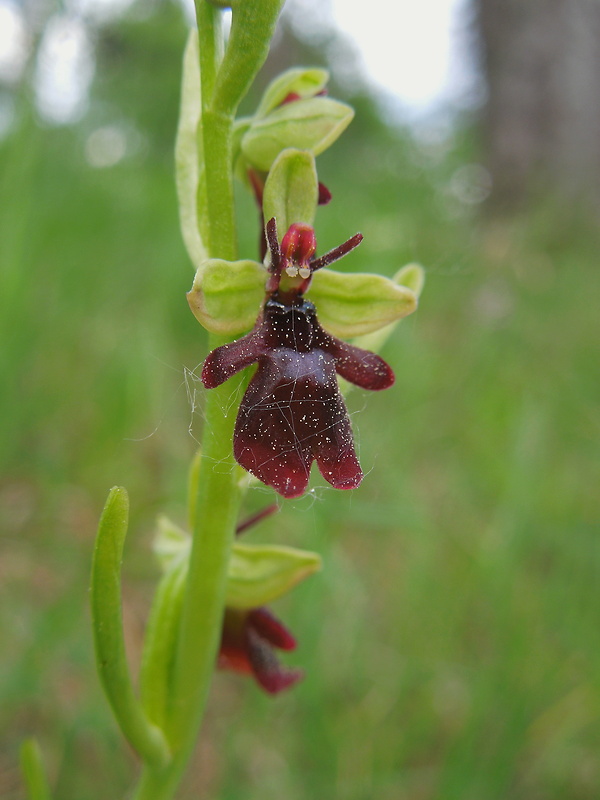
(1, 1, 599, 798)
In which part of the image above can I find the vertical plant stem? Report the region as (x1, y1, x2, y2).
(135, 6, 240, 795)
(132, 2, 284, 796)
(133, 368, 244, 800)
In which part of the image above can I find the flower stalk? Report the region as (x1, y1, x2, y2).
(85, 1, 424, 798)
(133, 2, 285, 796)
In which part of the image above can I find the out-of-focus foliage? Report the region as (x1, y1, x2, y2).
(1, 2, 600, 799)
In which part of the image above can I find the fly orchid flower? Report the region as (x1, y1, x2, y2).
(201, 219, 394, 498)
(219, 606, 302, 694)
(151, 508, 322, 695)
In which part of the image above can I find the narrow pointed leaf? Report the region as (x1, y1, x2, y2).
(91, 487, 170, 766)
(20, 740, 52, 800)
(140, 560, 187, 730)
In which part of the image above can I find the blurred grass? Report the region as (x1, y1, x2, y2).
(1, 12, 600, 800)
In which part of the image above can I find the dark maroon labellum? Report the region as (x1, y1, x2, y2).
(202, 293, 394, 498)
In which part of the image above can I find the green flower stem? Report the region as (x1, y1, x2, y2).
(168, 365, 243, 744)
(133, 369, 244, 800)
(197, 0, 284, 260)
(202, 108, 236, 259)
(132, 3, 285, 796)
(212, 0, 285, 119)
(194, 0, 221, 106)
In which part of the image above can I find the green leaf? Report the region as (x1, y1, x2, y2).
(226, 542, 322, 609)
(20, 740, 52, 800)
(187, 257, 266, 334)
(263, 148, 318, 234)
(241, 96, 354, 172)
(255, 67, 329, 117)
(175, 29, 209, 269)
(139, 560, 187, 730)
(309, 268, 418, 338)
(91, 487, 170, 766)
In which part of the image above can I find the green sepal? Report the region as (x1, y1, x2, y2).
(309, 268, 418, 338)
(175, 30, 208, 269)
(352, 263, 425, 353)
(187, 258, 266, 335)
(153, 518, 321, 609)
(255, 67, 330, 118)
(241, 96, 354, 172)
(226, 542, 322, 609)
(263, 148, 318, 234)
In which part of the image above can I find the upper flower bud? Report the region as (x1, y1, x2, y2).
(254, 68, 330, 118)
(263, 149, 319, 238)
(239, 69, 353, 174)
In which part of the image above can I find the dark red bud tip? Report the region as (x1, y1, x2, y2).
(259, 667, 304, 694)
(249, 608, 297, 651)
(246, 625, 303, 694)
(318, 182, 332, 205)
(281, 91, 302, 105)
(281, 223, 317, 267)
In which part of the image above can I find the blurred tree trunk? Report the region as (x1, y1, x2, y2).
(476, 0, 600, 208)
